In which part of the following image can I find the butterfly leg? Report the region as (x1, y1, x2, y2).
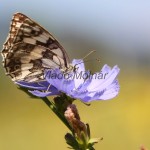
(46, 84, 51, 92)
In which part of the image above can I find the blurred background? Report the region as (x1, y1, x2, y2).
(0, 0, 150, 149)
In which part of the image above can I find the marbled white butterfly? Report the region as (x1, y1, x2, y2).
(1, 13, 70, 82)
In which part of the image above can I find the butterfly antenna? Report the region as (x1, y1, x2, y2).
(82, 50, 96, 60)
(75, 58, 100, 68)
(74, 50, 99, 68)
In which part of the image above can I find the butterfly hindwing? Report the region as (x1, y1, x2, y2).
(2, 13, 70, 82)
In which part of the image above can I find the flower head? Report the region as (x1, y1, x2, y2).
(17, 59, 120, 102)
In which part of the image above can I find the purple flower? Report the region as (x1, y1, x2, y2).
(16, 59, 120, 102)
(16, 80, 60, 97)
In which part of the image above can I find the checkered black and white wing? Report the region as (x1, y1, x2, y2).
(2, 13, 70, 82)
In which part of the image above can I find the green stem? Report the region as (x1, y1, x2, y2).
(41, 97, 72, 131)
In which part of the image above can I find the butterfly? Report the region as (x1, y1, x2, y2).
(1, 13, 70, 82)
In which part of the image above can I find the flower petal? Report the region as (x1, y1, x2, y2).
(72, 59, 86, 88)
(29, 90, 59, 97)
(98, 80, 120, 100)
(80, 79, 119, 102)
(45, 69, 75, 94)
(87, 65, 120, 91)
(16, 81, 49, 90)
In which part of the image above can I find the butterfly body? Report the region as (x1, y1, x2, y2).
(2, 13, 70, 82)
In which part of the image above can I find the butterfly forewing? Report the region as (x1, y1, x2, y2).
(2, 13, 70, 82)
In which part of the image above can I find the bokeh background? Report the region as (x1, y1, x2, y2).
(0, 1, 150, 150)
